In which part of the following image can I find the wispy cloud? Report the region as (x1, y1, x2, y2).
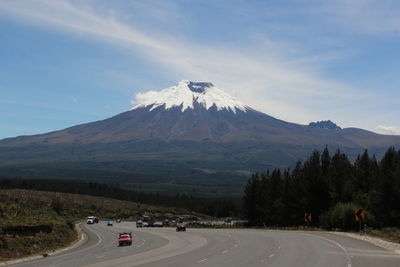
(376, 125, 400, 135)
(0, 0, 378, 126)
(324, 0, 400, 35)
(70, 96, 78, 103)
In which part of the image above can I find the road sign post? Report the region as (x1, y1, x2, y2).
(355, 208, 366, 235)
(304, 213, 311, 227)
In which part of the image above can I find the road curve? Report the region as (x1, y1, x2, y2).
(10, 222, 400, 267)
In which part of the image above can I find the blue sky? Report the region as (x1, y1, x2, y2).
(0, 0, 399, 139)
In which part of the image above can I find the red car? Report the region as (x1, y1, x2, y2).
(118, 232, 133, 246)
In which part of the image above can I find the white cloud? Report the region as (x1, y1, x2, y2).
(376, 125, 400, 135)
(324, 0, 400, 35)
(0, 0, 376, 126)
(70, 96, 78, 103)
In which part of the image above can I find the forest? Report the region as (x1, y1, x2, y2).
(243, 147, 400, 230)
(0, 177, 241, 218)
(2, 146, 400, 230)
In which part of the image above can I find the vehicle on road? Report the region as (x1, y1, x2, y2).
(116, 219, 121, 223)
(154, 221, 163, 227)
(136, 220, 143, 228)
(224, 217, 232, 224)
(118, 232, 132, 246)
(141, 215, 155, 227)
(107, 221, 113, 226)
(176, 224, 186, 232)
(87, 216, 99, 224)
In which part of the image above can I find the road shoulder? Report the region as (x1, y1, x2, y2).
(332, 231, 400, 254)
(0, 222, 87, 266)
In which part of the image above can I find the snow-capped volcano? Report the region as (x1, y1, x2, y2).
(133, 80, 248, 113)
(1, 79, 400, 178)
(1, 82, 400, 196)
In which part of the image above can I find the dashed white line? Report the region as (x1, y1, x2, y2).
(197, 258, 208, 263)
(96, 255, 105, 259)
(222, 250, 229, 254)
(269, 254, 274, 258)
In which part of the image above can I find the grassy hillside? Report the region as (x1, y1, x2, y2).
(0, 189, 202, 261)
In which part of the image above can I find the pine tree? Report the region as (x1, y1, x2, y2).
(328, 149, 353, 204)
(377, 147, 400, 226)
(243, 173, 261, 226)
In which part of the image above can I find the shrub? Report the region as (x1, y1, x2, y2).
(51, 199, 64, 215)
(321, 202, 358, 231)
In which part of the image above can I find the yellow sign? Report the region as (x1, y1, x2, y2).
(304, 213, 312, 223)
(355, 208, 366, 221)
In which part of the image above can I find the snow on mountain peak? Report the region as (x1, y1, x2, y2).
(132, 80, 248, 113)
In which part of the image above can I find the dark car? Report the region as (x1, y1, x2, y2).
(176, 224, 186, 232)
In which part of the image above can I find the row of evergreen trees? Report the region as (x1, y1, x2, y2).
(243, 147, 400, 230)
(0, 178, 241, 218)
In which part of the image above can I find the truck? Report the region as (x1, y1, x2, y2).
(118, 232, 133, 246)
(87, 216, 99, 224)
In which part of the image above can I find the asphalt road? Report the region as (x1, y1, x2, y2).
(11, 222, 400, 267)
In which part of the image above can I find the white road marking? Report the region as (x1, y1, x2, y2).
(197, 258, 208, 263)
(76, 228, 103, 254)
(303, 233, 352, 267)
(96, 255, 105, 259)
(30, 225, 103, 264)
(222, 250, 228, 254)
(269, 254, 274, 258)
(344, 252, 400, 258)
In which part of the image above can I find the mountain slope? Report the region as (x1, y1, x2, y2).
(0, 80, 399, 180)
